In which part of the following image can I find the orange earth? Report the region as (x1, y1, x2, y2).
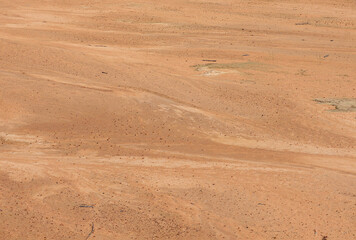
(0, 0, 355, 239)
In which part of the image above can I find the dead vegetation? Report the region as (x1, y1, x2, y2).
(192, 61, 268, 71)
(314, 98, 356, 112)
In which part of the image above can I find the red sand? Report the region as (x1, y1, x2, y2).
(0, 0, 355, 239)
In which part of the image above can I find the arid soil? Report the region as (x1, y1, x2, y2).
(0, 0, 356, 239)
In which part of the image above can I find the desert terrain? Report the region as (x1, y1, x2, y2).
(0, 0, 355, 239)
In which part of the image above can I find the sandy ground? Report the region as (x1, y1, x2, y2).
(0, 0, 356, 239)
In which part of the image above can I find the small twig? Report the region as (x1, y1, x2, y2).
(295, 22, 309, 25)
(79, 204, 94, 208)
(85, 223, 94, 240)
(202, 59, 217, 62)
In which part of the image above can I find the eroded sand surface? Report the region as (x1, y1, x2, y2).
(0, 0, 356, 239)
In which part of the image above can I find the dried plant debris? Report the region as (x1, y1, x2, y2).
(192, 62, 270, 76)
(295, 22, 310, 25)
(79, 204, 94, 208)
(86, 223, 95, 240)
(193, 62, 268, 71)
(314, 98, 356, 112)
